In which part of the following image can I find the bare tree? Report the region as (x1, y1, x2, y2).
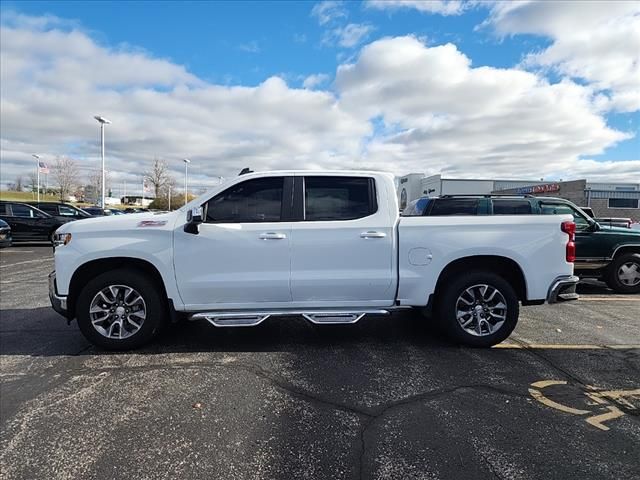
(9, 175, 24, 191)
(53, 156, 78, 201)
(27, 172, 38, 193)
(144, 158, 170, 198)
(87, 168, 111, 202)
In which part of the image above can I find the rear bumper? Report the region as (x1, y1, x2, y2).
(547, 275, 579, 303)
(48, 271, 69, 317)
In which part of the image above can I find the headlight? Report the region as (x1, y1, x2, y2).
(53, 233, 72, 247)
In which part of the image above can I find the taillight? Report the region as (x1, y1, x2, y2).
(561, 221, 576, 262)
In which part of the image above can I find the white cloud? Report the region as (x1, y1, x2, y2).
(336, 36, 633, 178)
(238, 41, 261, 53)
(0, 16, 370, 190)
(483, 1, 640, 113)
(311, 1, 347, 26)
(0, 15, 636, 192)
(324, 23, 375, 48)
(303, 73, 331, 89)
(366, 0, 466, 16)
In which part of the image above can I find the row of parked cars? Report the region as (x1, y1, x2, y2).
(0, 201, 150, 245)
(402, 195, 640, 294)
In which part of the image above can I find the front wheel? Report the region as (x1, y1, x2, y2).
(605, 253, 640, 294)
(436, 271, 519, 347)
(76, 269, 167, 350)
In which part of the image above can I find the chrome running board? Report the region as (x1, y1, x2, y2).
(190, 309, 389, 327)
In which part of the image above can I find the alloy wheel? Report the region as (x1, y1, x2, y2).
(89, 285, 147, 339)
(455, 284, 507, 337)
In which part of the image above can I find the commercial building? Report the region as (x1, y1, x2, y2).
(397, 173, 640, 221)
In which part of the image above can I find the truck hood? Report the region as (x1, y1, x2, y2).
(56, 210, 180, 234)
(599, 224, 640, 235)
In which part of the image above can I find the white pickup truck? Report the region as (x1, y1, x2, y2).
(49, 171, 578, 349)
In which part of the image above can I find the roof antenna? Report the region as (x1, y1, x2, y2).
(239, 167, 253, 176)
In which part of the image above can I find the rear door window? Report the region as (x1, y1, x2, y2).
(37, 204, 58, 215)
(492, 200, 532, 215)
(429, 199, 479, 216)
(304, 176, 376, 221)
(58, 205, 79, 217)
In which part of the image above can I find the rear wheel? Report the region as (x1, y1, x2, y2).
(76, 269, 167, 350)
(437, 271, 519, 347)
(605, 253, 640, 294)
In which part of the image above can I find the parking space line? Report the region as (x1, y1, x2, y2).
(495, 343, 640, 349)
(578, 297, 640, 302)
(0, 258, 53, 269)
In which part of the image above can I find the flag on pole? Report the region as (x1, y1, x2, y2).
(38, 161, 49, 174)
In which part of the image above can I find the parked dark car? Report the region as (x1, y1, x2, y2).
(0, 201, 73, 244)
(82, 206, 109, 216)
(403, 195, 640, 293)
(0, 219, 11, 248)
(82, 207, 127, 216)
(27, 202, 92, 221)
(123, 207, 149, 214)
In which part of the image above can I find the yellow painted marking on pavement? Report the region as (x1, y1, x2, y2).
(584, 406, 626, 431)
(495, 343, 640, 350)
(529, 380, 639, 431)
(579, 297, 640, 302)
(528, 380, 590, 415)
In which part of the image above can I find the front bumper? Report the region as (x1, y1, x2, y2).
(547, 275, 580, 303)
(48, 271, 69, 317)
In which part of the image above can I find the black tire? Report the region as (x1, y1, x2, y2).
(76, 269, 167, 350)
(605, 253, 640, 294)
(436, 271, 519, 347)
(49, 230, 56, 245)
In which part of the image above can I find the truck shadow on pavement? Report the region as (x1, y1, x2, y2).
(0, 307, 458, 357)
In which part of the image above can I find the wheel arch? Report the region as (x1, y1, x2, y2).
(611, 244, 640, 259)
(431, 255, 528, 305)
(68, 257, 169, 319)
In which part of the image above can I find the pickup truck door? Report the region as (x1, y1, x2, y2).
(289, 175, 395, 306)
(173, 176, 293, 309)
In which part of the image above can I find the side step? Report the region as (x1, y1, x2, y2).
(190, 309, 389, 327)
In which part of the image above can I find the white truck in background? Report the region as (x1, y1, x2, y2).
(49, 171, 578, 349)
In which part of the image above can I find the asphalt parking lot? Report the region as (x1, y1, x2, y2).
(1, 245, 639, 480)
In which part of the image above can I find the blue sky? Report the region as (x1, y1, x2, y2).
(1, 1, 638, 191)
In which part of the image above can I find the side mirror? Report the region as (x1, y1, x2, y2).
(184, 206, 203, 234)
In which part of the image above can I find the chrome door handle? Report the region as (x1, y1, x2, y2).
(360, 231, 386, 239)
(259, 232, 286, 240)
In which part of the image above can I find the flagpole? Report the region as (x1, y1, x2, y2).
(32, 154, 40, 202)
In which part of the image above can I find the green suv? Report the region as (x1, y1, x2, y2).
(404, 195, 640, 293)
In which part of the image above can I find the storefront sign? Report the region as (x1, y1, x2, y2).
(517, 183, 561, 194)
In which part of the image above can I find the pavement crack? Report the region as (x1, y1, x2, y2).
(510, 337, 589, 385)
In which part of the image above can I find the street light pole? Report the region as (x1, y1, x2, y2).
(32, 154, 40, 202)
(183, 158, 191, 205)
(94, 116, 111, 208)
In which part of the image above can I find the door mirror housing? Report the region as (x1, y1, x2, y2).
(184, 206, 203, 234)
